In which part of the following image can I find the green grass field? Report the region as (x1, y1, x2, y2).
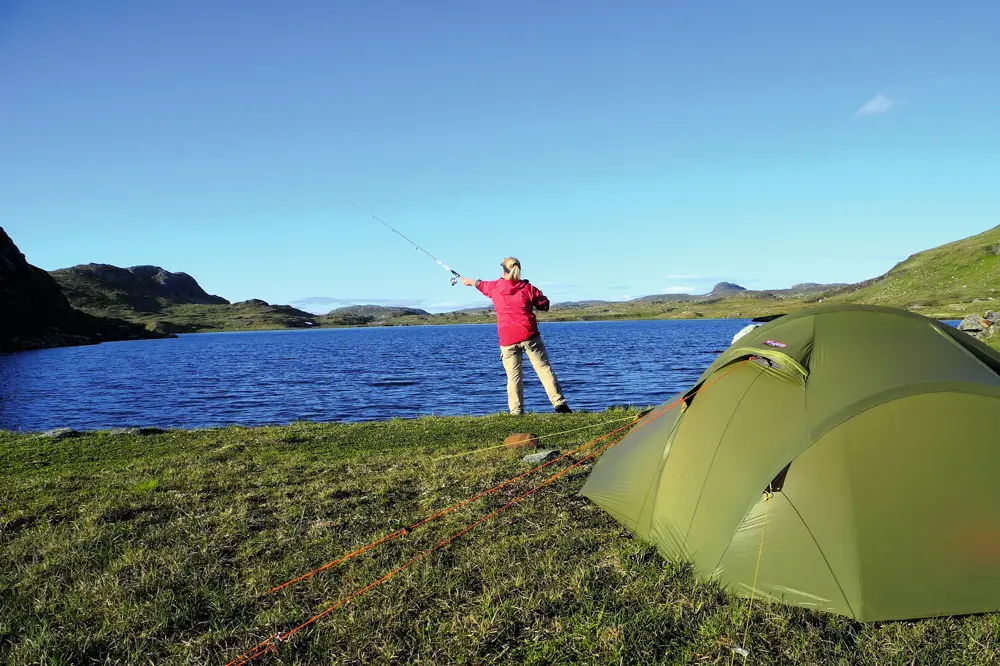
(4, 411, 1000, 665)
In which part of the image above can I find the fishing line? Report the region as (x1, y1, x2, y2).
(351, 202, 463, 285)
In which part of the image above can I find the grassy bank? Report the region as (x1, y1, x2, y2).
(3, 412, 1000, 665)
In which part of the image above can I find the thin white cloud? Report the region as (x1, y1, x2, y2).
(664, 274, 703, 280)
(663, 285, 695, 294)
(854, 93, 895, 117)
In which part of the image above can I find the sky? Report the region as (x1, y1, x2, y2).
(3, 1, 999, 314)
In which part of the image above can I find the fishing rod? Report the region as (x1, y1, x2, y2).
(351, 202, 463, 286)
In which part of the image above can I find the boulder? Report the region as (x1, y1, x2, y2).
(959, 314, 989, 332)
(503, 433, 539, 449)
(522, 449, 561, 464)
(149, 321, 191, 335)
(109, 427, 165, 436)
(976, 324, 999, 344)
(41, 428, 79, 441)
(986, 311, 1000, 324)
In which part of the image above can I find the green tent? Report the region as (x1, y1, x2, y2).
(581, 305, 1000, 621)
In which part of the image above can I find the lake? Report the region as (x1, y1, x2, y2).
(0, 319, 783, 431)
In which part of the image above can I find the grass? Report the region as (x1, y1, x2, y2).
(824, 225, 1000, 318)
(4, 411, 1000, 665)
(139, 303, 320, 333)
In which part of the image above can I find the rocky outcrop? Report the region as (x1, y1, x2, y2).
(958, 312, 1000, 346)
(522, 449, 561, 464)
(50, 263, 229, 315)
(149, 320, 197, 335)
(959, 315, 989, 332)
(0, 228, 170, 352)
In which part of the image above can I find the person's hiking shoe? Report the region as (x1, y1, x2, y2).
(554, 404, 573, 414)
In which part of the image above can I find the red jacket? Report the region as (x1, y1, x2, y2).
(476, 278, 550, 346)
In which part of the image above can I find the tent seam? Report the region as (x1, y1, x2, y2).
(783, 494, 857, 619)
(845, 435, 864, 620)
(810, 384, 1000, 444)
(635, 409, 685, 540)
(683, 368, 762, 542)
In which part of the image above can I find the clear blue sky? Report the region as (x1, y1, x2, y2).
(3, 1, 998, 313)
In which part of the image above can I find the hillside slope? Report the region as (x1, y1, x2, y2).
(50, 266, 322, 333)
(820, 226, 1000, 316)
(50, 264, 229, 318)
(44, 225, 1000, 333)
(0, 229, 168, 351)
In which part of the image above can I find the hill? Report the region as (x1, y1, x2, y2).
(416, 228, 1000, 325)
(50, 266, 321, 333)
(141, 300, 321, 334)
(50, 264, 229, 317)
(819, 225, 1000, 316)
(323, 305, 430, 326)
(42, 225, 1000, 334)
(0, 229, 169, 351)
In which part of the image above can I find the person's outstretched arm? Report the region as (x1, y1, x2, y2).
(461, 277, 495, 297)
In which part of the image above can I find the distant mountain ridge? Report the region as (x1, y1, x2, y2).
(326, 305, 430, 317)
(30, 224, 1000, 337)
(556, 281, 839, 308)
(323, 305, 431, 325)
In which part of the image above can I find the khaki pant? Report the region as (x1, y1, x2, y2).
(500, 334, 567, 415)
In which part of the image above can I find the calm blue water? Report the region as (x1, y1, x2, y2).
(0, 319, 801, 431)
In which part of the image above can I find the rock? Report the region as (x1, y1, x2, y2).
(986, 311, 1000, 324)
(149, 321, 189, 335)
(109, 427, 165, 436)
(635, 408, 655, 421)
(503, 433, 539, 449)
(51, 263, 229, 311)
(0, 228, 171, 351)
(41, 428, 79, 441)
(731, 323, 760, 344)
(522, 449, 561, 464)
(959, 314, 989, 332)
(975, 323, 999, 342)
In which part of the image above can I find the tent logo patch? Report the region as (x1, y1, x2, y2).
(764, 339, 788, 348)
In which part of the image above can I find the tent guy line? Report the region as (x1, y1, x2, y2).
(223, 362, 751, 665)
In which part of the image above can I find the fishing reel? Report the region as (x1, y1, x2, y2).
(450, 276, 459, 286)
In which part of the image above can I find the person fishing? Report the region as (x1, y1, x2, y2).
(461, 257, 572, 416)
